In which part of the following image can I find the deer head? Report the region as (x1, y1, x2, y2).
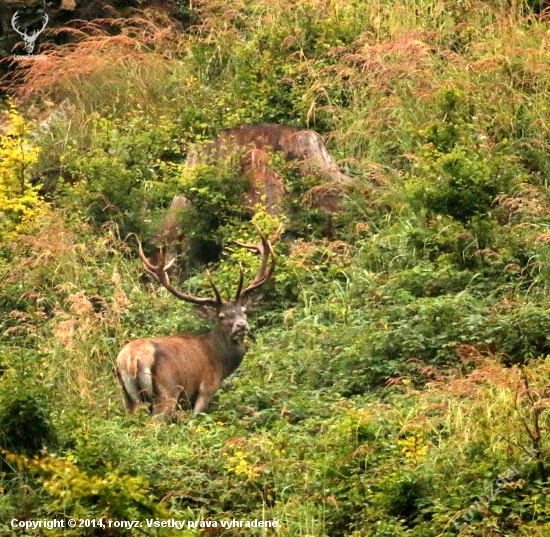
(137, 223, 281, 342)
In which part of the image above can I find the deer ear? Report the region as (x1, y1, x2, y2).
(242, 293, 264, 310)
(195, 305, 217, 319)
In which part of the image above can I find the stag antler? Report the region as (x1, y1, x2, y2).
(137, 240, 221, 307)
(234, 223, 282, 301)
(136, 224, 279, 307)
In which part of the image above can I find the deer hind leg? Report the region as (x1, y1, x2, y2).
(116, 369, 140, 414)
(121, 384, 138, 414)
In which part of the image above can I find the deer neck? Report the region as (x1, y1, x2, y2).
(206, 324, 246, 378)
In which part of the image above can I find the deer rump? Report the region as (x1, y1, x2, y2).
(154, 124, 350, 248)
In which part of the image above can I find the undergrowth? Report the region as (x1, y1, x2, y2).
(1, 0, 549, 535)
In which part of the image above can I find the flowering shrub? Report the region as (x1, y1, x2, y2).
(0, 106, 45, 241)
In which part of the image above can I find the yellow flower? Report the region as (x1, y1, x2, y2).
(397, 434, 428, 464)
(224, 451, 260, 480)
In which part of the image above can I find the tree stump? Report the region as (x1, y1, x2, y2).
(154, 124, 352, 254)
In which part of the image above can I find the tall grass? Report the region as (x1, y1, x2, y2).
(1, 1, 550, 535)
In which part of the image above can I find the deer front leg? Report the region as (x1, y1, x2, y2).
(193, 385, 217, 414)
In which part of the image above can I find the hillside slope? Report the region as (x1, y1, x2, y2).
(1, 1, 549, 535)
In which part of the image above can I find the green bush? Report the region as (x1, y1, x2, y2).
(59, 113, 183, 240)
(407, 90, 520, 226)
(0, 393, 57, 457)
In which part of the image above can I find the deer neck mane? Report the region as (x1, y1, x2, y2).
(205, 323, 246, 378)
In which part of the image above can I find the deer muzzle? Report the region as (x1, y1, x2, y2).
(231, 320, 250, 341)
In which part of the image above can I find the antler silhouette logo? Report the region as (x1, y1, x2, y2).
(11, 11, 49, 55)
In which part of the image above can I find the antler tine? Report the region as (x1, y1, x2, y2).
(242, 240, 275, 294)
(235, 224, 280, 301)
(205, 270, 223, 305)
(135, 236, 220, 307)
(40, 13, 49, 32)
(234, 263, 245, 301)
(272, 222, 284, 242)
(255, 223, 281, 279)
(31, 14, 48, 38)
(233, 222, 283, 255)
(138, 240, 162, 274)
(232, 240, 261, 254)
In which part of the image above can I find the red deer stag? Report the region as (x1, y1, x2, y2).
(116, 226, 279, 419)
